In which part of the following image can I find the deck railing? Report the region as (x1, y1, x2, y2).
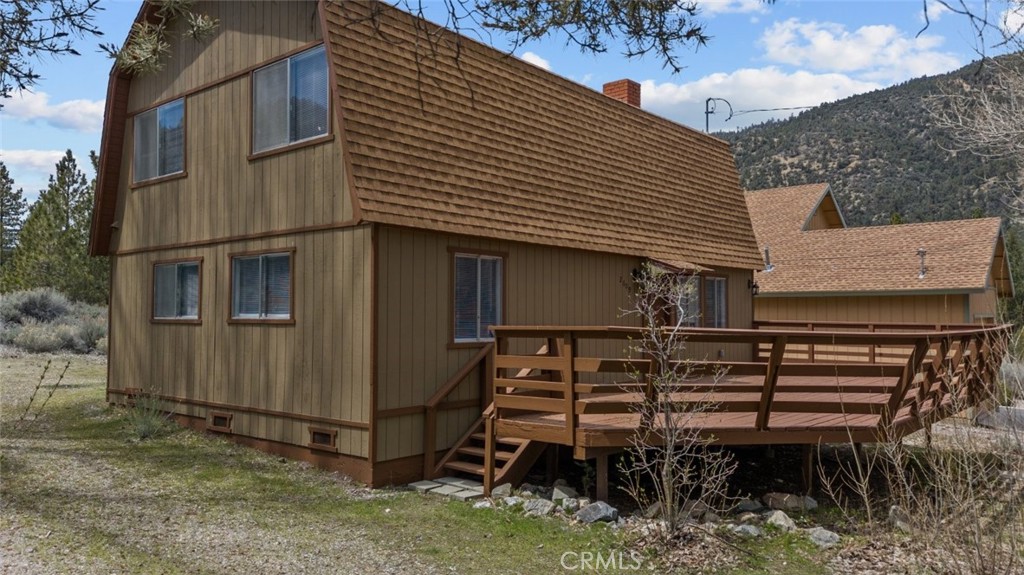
(490, 324, 1011, 449)
(752, 320, 987, 365)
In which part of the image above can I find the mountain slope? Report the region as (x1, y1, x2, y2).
(721, 61, 1019, 227)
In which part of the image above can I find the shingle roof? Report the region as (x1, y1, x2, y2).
(744, 183, 833, 242)
(322, 1, 763, 270)
(745, 184, 1009, 296)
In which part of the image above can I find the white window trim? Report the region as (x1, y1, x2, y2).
(231, 253, 292, 320)
(454, 253, 503, 343)
(133, 98, 185, 183)
(251, 45, 328, 154)
(153, 261, 200, 320)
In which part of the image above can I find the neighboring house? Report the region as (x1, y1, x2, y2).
(91, 0, 764, 486)
(745, 183, 1013, 325)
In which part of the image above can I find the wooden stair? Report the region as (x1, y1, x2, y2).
(434, 418, 545, 486)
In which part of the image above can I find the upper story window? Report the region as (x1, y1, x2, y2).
(231, 252, 292, 321)
(134, 99, 185, 183)
(153, 260, 200, 321)
(252, 45, 329, 153)
(453, 253, 503, 343)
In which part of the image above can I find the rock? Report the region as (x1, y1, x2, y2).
(765, 510, 796, 533)
(887, 505, 912, 534)
(736, 498, 764, 513)
(519, 482, 539, 496)
(731, 524, 762, 537)
(575, 501, 619, 523)
(577, 497, 592, 508)
(763, 493, 817, 512)
(561, 498, 580, 513)
(975, 405, 1024, 431)
(703, 512, 722, 524)
(552, 485, 578, 501)
(473, 500, 493, 509)
(502, 496, 524, 507)
(737, 512, 760, 524)
(683, 500, 708, 518)
(644, 501, 663, 519)
(523, 499, 556, 516)
(491, 483, 513, 498)
(806, 527, 840, 548)
(553, 478, 569, 487)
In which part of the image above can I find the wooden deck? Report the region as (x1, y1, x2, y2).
(482, 323, 1010, 495)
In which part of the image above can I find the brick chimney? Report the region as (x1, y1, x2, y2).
(602, 79, 641, 107)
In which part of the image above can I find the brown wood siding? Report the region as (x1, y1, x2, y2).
(126, 1, 323, 111)
(113, 0, 351, 255)
(374, 225, 755, 462)
(969, 288, 999, 322)
(754, 294, 969, 324)
(805, 194, 844, 231)
(108, 226, 372, 457)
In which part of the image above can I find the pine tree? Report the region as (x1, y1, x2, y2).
(0, 162, 28, 268)
(3, 150, 108, 303)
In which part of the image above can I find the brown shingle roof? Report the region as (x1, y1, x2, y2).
(744, 183, 834, 243)
(322, 1, 763, 270)
(745, 184, 1008, 295)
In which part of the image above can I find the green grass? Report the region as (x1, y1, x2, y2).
(0, 353, 625, 574)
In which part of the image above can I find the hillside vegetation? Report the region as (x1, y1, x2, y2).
(722, 59, 1019, 227)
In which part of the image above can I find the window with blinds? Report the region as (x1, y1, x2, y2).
(231, 252, 292, 320)
(453, 254, 502, 342)
(704, 276, 728, 328)
(153, 261, 200, 320)
(134, 98, 184, 183)
(252, 45, 328, 153)
(674, 275, 701, 327)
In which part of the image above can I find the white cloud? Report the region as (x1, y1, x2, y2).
(519, 51, 551, 70)
(0, 149, 66, 173)
(702, 0, 770, 16)
(1001, 1, 1024, 40)
(640, 67, 881, 131)
(3, 90, 105, 132)
(760, 19, 962, 83)
(920, 0, 952, 23)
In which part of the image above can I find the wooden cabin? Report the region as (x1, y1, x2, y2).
(745, 184, 1014, 326)
(90, 0, 766, 486)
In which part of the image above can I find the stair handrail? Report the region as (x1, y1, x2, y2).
(423, 343, 494, 480)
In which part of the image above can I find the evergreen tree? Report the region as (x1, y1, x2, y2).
(0, 162, 28, 267)
(3, 150, 108, 303)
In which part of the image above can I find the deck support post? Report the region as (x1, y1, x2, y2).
(595, 453, 609, 502)
(801, 445, 816, 494)
(483, 415, 496, 496)
(546, 445, 559, 484)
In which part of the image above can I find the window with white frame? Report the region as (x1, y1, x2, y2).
(704, 276, 727, 328)
(134, 98, 185, 182)
(453, 254, 502, 342)
(231, 252, 292, 319)
(252, 45, 329, 153)
(153, 261, 200, 320)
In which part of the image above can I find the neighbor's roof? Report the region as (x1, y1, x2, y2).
(744, 185, 1011, 296)
(91, 0, 763, 269)
(744, 183, 837, 241)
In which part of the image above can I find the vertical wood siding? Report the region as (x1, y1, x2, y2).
(113, 0, 351, 254)
(969, 288, 999, 322)
(109, 227, 372, 457)
(754, 294, 969, 324)
(374, 226, 755, 462)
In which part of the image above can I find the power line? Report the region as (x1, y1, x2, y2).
(704, 97, 816, 132)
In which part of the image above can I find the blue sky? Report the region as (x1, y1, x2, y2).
(2, 0, 1022, 202)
